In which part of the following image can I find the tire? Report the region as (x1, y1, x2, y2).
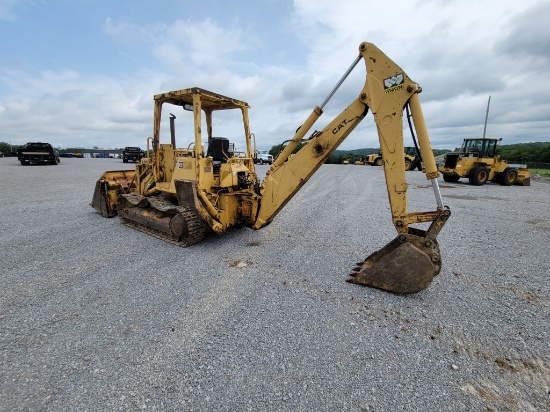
(375, 158, 383, 166)
(442, 174, 460, 182)
(499, 167, 518, 186)
(404, 159, 412, 171)
(468, 166, 489, 186)
(20, 160, 27, 166)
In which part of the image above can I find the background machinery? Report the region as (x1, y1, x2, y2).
(404, 146, 422, 171)
(366, 150, 383, 166)
(367, 147, 422, 170)
(439, 137, 530, 186)
(91, 42, 451, 294)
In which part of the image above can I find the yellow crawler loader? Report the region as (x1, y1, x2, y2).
(91, 42, 451, 294)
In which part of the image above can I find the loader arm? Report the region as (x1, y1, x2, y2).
(254, 42, 451, 294)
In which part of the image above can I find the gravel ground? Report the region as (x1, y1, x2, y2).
(1, 157, 548, 411)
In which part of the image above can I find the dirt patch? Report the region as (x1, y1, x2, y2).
(528, 218, 550, 231)
(492, 284, 540, 304)
(459, 349, 550, 411)
(228, 259, 253, 268)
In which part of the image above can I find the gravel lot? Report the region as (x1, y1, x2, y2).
(1, 157, 548, 411)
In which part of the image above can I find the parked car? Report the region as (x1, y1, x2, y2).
(122, 147, 145, 163)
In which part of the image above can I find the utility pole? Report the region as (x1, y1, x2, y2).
(482, 96, 491, 139)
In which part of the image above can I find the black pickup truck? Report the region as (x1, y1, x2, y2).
(18, 142, 60, 165)
(122, 147, 144, 163)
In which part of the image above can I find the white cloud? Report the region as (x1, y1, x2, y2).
(0, 68, 156, 148)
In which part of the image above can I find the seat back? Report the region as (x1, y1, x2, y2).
(207, 137, 230, 162)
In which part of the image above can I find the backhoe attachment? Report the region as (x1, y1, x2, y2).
(256, 42, 451, 294)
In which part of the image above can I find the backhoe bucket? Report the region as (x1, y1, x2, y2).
(347, 229, 441, 294)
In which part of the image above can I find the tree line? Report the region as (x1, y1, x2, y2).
(496, 142, 550, 163)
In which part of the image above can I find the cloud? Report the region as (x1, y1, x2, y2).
(0, 68, 156, 148)
(104, 16, 251, 68)
(496, 1, 550, 63)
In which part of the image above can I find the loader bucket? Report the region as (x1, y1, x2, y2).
(90, 170, 136, 217)
(347, 229, 441, 294)
(515, 169, 531, 186)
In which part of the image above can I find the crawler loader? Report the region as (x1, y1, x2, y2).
(91, 42, 451, 294)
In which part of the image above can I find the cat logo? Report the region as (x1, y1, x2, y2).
(384, 73, 404, 94)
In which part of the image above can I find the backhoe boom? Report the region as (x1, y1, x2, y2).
(253, 42, 451, 293)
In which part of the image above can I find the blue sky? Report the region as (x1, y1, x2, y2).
(1, 0, 549, 150)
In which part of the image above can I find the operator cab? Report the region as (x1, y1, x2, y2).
(461, 138, 500, 158)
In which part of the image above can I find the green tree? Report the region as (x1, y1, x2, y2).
(0, 141, 21, 156)
(269, 142, 306, 159)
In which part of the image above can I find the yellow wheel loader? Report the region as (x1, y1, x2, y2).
(91, 42, 451, 294)
(366, 150, 383, 166)
(439, 138, 530, 186)
(367, 147, 421, 170)
(404, 146, 422, 171)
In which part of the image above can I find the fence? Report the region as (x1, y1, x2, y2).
(510, 162, 550, 170)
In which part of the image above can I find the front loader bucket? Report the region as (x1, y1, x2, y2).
(90, 170, 136, 217)
(347, 229, 441, 294)
(515, 169, 531, 186)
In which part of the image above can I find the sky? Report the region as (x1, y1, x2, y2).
(0, 0, 549, 151)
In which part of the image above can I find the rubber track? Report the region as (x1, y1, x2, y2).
(119, 195, 206, 247)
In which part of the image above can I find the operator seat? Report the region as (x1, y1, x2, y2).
(207, 137, 230, 175)
(207, 137, 230, 162)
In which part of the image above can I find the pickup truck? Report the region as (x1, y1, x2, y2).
(18, 142, 60, 165)
(122, 147, 144, 163)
